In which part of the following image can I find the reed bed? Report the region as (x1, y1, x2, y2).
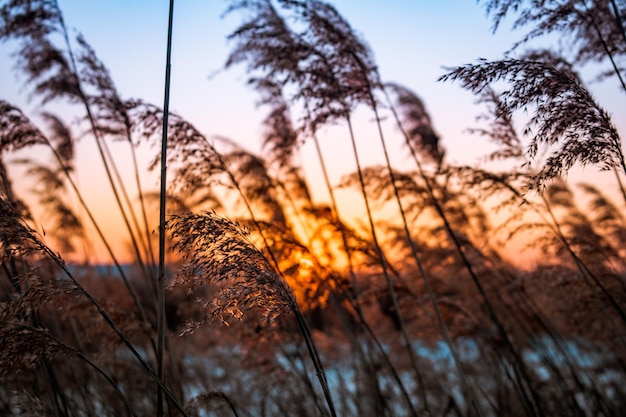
(1, 1, 625, 416)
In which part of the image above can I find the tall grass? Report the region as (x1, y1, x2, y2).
(1, 1, 625, 416)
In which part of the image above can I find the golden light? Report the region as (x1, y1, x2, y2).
(298, 257, 314, 269)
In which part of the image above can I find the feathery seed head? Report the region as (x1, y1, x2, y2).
(167, 211, 296, 331)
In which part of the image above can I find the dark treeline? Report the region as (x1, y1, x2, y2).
(1, 1, 626, 416)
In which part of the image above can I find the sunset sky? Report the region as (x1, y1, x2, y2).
(1, 0, 624, 264)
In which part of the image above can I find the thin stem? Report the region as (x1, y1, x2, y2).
(100, 137, 151, 280)
(432, 175, 542, 417)
(17, 323, 141, 417)
(55, 1, 150, 279)
(540, 194, 626, 336)
(344, 113, 420, 417)
(364, 105, 433, 412)
(206, 138, 338, 417)
(52, 1, 156, 347)
(580, 1, 626, 92)
(293, 304, 338, 417)
(122, 108, 158, 272)
(18, 223, 189, 416)
(129, 138, 158, 270)
(609, 0, 626, 48)
(331, 271, 424, 413)
(382, 100, 543, 415)
(614, 168, 626, 206)
(481, 172, 626, 343)
(157, 1, 176, 416)
(382, 88, 481, 416)
(311, 134, 360, 302)
(44, 137, 152, 335)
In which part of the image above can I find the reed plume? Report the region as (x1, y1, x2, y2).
(166, 210, 295, 330)
(480, 0, 626, 88)
(440, 58, 626, 189)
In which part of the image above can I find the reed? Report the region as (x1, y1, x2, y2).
(1, 1, 625, 416)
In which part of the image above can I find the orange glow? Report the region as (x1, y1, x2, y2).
(298, 257, 314, 270)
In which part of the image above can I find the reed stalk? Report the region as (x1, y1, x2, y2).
(54, 3, 151, 282)
(343, 113, 421, 417)
(207, 138, 338, 417)
(383, 85, 482, 416)
(157, 1, 176, 415)
(8, 322, 141, 417)
(2, 206, 189, 416)
(42, 135, 153, 335)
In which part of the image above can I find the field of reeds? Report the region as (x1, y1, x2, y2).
(1, 1, 626, 416)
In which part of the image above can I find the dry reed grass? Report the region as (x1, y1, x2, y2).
(0, 1, 625, 416)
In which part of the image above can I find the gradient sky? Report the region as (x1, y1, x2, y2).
(1, 1, 624, 263)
